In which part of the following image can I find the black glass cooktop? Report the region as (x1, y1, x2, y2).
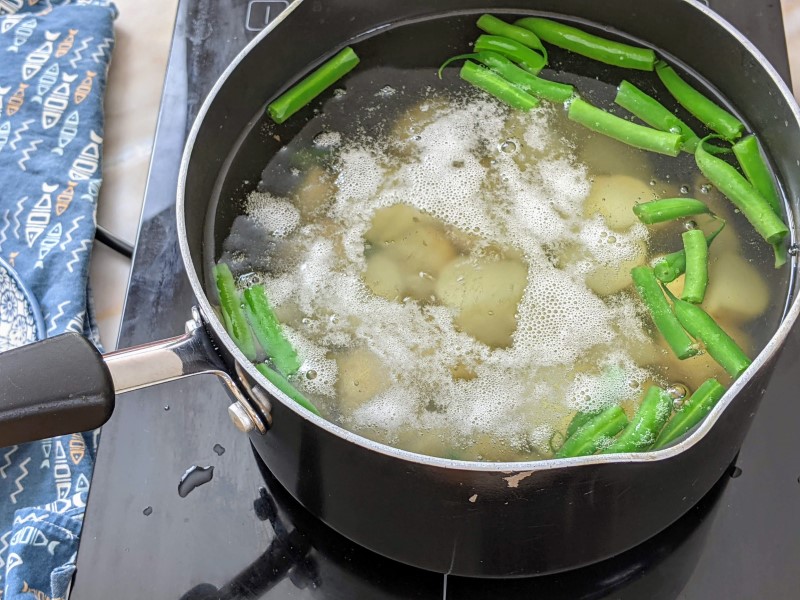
(71, 1, 800, 598)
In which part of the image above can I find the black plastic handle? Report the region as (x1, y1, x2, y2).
(0, 333, 115, 445)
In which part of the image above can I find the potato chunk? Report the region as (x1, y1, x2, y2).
(436, 257, 528, 348)
(363, 252, 404, 301)
(584, 174, 656, 232)
(704, 253, 770, 323)
(335, 347, 391, 412)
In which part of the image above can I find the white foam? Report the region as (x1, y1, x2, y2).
(245, 192, 300, 238)
(239, 90, 659, 459)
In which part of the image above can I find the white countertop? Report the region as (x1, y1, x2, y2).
(90, 0, 800, 350)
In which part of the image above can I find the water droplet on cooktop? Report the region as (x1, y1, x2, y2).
(178, 465, 215, 498)
(213, 444, 225, 456)
(143, 506, 153, 516)
(164, 405, 170, 411)
(729, 465, 742, 479)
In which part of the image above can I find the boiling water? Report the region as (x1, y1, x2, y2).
(217, 40, 788, 461)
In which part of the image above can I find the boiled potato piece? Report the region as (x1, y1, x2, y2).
(584, 174, 657, 232)
(385, 223, 457, 278)
(364, 204, 436, 247)
(294, 166, 336, 220)
(334, 347, 391, 412)
(436, 257, 528, 348)
(666, 253, 768, 324)
(704, 254, 769, 323)
(363, 251, 404, 301)
(577, 130, 653, 179)
(396, 428, 452, 459)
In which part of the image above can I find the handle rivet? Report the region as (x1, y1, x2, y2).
(228, 402, 256, 433)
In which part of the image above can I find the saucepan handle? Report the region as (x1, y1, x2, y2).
(0, 308, 266, 446)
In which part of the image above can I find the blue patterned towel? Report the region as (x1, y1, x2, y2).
(0, 1, 116, 598)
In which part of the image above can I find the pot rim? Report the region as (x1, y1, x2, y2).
(176, 0, 800, 473)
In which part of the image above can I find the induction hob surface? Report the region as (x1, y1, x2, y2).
(71, 1, 800, 598)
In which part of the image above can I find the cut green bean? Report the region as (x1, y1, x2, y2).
(555, 405, 629, 458)
(733, 135, 782, 214)
(615, 80, 700, 152)
(267, 47, 360, 124)
(439, 51, 573, 102)
(256, 364, 321, 416)
(603, 386, 673, 453)
(243, 284, 302, 376)
(515, 17, 656, 71)
(476, 51, 573, 102)
(568, 98, 682, 157)
(460, 60, 539, 110)
(681, 229, 709, 303)
(565, 411, 598, 440)
(476, 14, 548, 60)
(671, 295, 752, 378)
(696, 137, 788, 245)
(473, 34, 546, 74)
(214, 263, 257, 361)
(732, 135, 787, 268)
(655, 61, 744, 140)
(653, 221, 725, 283)
(652, 378, 726, 448)
(632, 198, 710, 224)
(631, 266, 698, 360)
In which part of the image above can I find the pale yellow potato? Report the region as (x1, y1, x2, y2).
(395, 428, 452, 459)
(363, 251, 404, 301)
(436, 257, 528, 347)
(363, 203, 436, 247)
(294, 165, 337, 220)
(384, 223, 458, 278)
(704, 253, 770, 323)
(584, 174, 657, 232)
(334, 347, 391, 412)
(577, 130, 653, 179)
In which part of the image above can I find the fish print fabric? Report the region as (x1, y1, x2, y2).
(0, 1, 116, 598)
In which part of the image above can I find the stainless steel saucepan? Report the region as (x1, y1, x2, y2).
(0, 0, 798, 577)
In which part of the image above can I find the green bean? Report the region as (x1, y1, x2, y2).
(631, 266, 698, 360)
(460, 60, 539, 110)
(696, 137, 788, 245)
(473, 34, 546, 74)
(655, 61, 744, 140)
(732, 135, 782, 214)
(632, 198, 710, 224)
(476, 51, 574, 102)
(653, 221, 725, 283)
(603, 386, 673, 453)
(568, 98, 682, 157)
(555, 405, 629, 458)
(515, 17, 656, 71)
(565, 411, 598, 440)
(732, 135, 787, 267)
(439, 51, 573, 102)
(267, 47, 360, 124)
(671, 295, 752, 378)
(243, 284, 302, 376)
(256, 364, 321, 416)
(214, 263, 257, 361)
(476, 14, 548, 60)
(652, 378, 726, 448)
(615, 80, 700, 152)
(681, 229, 709, 303)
